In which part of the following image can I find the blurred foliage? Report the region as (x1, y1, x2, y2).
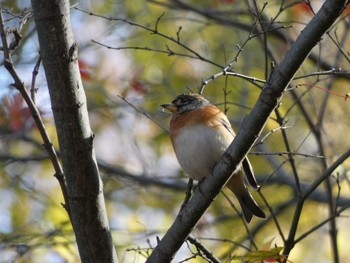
(0, 0, 350, 262)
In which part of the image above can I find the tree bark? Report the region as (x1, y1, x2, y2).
(146, 0, 347, 262)
(31, 1, 118, 262)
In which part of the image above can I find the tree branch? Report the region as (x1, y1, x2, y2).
(0, 9, 70, 215)
(146, 1, 347, 262)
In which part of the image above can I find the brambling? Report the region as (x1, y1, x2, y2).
(162, 93, 266, 223)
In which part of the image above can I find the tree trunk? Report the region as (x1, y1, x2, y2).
(31, 1, 118, 262)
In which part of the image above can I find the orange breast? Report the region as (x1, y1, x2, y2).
(169, 105, 235, 180)
(170, 106, 224, 141)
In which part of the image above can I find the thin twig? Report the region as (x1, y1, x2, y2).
(30, 56, 41, 103)
(250, 151, 324, 159)
(294, 202, 350, 244)
(187, 235, 221, 263)
(199, 2, 270, 93)
(91, 39, 206, 61)
(75, 7, 223, 68)
(0, 10, 71, 217)
(283, 148, 350, 259)
(293, 68, 350, 80)
(221, 191, 258, 249)
(254, 123, 291, 146)
(117, 94, 169, 132)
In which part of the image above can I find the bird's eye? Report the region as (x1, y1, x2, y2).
(172, 99, 181, 106)
(173, 98, 185, 106)
(173, 95, 195, 107)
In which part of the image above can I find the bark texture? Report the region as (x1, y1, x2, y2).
(31, 1, 118, 262)
(146, 0, 347, 262)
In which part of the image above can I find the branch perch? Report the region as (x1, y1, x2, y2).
(146, 1, 347, 262)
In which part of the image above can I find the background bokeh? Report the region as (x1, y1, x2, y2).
(1, 1, 350, 262)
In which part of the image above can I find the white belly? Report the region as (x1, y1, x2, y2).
(173, 124, 233, 180)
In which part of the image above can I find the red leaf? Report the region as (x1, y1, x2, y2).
(293, 2, 313, 16)
(3, 94, 34, 132)
(130, 68, 147, 94)
(78, 59, 91, 80)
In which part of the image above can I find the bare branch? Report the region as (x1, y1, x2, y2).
(0, 9, 70, 216)
(76, 7, 223, 68)
(146, 1, 348, 262)
(30, 56, 41, 103)
(186, 235, 221, 263)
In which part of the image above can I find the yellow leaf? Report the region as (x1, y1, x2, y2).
(244, 247, 284, 262)
(231, 247, 285, 263)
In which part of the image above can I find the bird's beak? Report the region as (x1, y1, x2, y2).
(161, 103, 177, 113)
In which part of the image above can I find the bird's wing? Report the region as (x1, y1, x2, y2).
(242, 158, 259, 190)
(218, 110, 259, 190)
(220, 115, 235, 136)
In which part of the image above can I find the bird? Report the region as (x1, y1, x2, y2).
(161, 92, 266, 223)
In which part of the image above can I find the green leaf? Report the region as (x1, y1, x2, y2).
(232, 247, 284, 262)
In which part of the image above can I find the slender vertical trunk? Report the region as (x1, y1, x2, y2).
(31, 1, 118, 262)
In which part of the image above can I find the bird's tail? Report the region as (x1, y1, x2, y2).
(237, 190, 266, 223)
(226, 172, 266, 223)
